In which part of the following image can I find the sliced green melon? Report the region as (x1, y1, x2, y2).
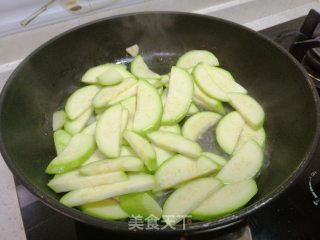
(64, 108, 93, 135)
(124, 130, 157, 171)
(80, 199, 129, 220)
(108, 84, 138, 106)
(193, 83, 225, 114)
(192, 179, 257, 220)
(53, 129, 72, 154)
(159, 124, 181, 135)
(147, 131, 202, 159)
(60, 173, 156, 207)
(193, 63, 229, 102)
(46, 133, 96, 174)
(81, 63, 126, 84)
(120, 96, 136, 130)
(119, 192, 162, 218)
(228, 93, 265, 130)
(65, 85, 100, 120)
(162, 177, 222, 225)
(155, 155, 219, 191)
(216, 111, 245, 154)
(130, 55, 160, 79)
(217, 140, 263, 184)
(233, 125, 266, 154)
(162, 67, 193, 124)
(204, 65, 247, 94)
(201, 152, 227, 167)
(52, 110, 66, 131)
(133, 80, 162, 133)
(82, 150, 106, 166)
(93, 78, 137, 109)
(176, 50, 219, 69)
(48, 170, 127, 193)
(79, 157, 144, 175)
(182, 112, 221, 140)
(95, 104, 122, 158)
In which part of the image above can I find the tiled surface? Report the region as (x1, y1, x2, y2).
(1, 0, 319, 66)
(0, 70, 26, 240)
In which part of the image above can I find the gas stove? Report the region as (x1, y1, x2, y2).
(14, 10, 320, 240)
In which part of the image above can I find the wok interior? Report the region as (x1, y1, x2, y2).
(0, 13, 318, 229)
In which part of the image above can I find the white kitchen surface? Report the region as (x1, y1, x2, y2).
(0, 0, 319, 239)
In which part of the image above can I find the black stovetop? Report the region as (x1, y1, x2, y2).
(15, 15, 320, 240)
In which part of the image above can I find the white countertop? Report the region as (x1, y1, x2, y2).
(0, 0, 319, 239)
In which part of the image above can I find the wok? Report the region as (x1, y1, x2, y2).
(0, 12, 319, 234)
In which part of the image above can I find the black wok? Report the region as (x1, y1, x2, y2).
(0, 12, 319, 234)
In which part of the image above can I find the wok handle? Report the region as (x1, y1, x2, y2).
(290, 38, 320, 62)
(289, 9, 320, 61)
(300, 9, 320, 38)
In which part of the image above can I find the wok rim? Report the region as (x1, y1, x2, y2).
(0, 11, 319, 234)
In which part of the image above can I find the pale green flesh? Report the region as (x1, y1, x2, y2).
(48, 170, 127, 193)
(126, 44, 139, 57)
(193, 83, 225, 114)
(217, 140, 263, 184)
(95, 104, 122, 158)
(82, 150, 106, 166)
(81, 63, 127, 84)
(79, 157, 144, 175)
(216, 111, 245, 154)
(65, 85, 100, 120)
(108, 84, 138, 106)
(97, 67, 124, 86)
(80, 199, 129, 220)
(176, 50, 219, 69)
(147, 131, 202, 159)
(161, 74, 170, 86)
(120, 109, 129, 137)
(182, 112, 221, 140)
(193, 63, 229, 102)
(187, 103, 200, 115)
(233, 125, 266, 154)
(204, 65, 247, 94)
(161, 88, 168, 107)
(162, 67, 194, 124)
(187, 67, 194, 74)
(157, 87, 163, 95)
(133, 80, 163, 132)
(46, 133, 96, 174)
(120, 146, 136, 157)
(228, 93, 265, 130)
(60, 173, 156, 207)
(144, 78, 163, 88)
(120, 96, 136, 130)
(201, 152, 227, 167)
(131, 55, 160, 79)
(155, 155, 219, 191)
(97, 67, 132, 86)
(153, 144, 174, 168)
(52, 110, 66, 131)
(159, 124, 181, 135)
(124, 130, 157, 171)
(163, 177, 222, 225)
(53, 129, 72, 154)
(192, 179, 257, 220)
(214, 67, 235, 81)
(119, 192, 162, 218)
(93, 78, 137, 108)
(64, 108, 93, 135)
(81, 122, 96, 135)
